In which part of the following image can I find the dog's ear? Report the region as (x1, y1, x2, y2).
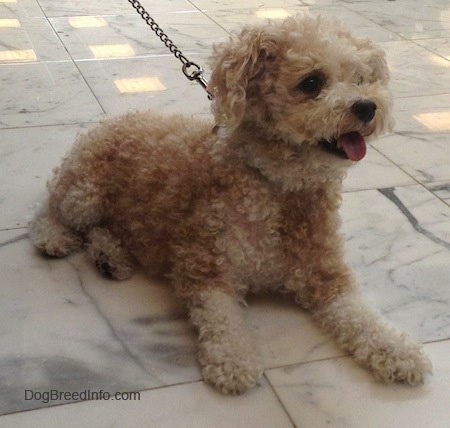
(354, 38, 390, 85)
(208, 27, 277, 135)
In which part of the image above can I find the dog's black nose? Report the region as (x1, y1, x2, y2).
(352, 99, 377, 123)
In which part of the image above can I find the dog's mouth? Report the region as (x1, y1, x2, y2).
(319, 132, 367, 161)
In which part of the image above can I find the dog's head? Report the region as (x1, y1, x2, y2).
(208, 15, 393, 163)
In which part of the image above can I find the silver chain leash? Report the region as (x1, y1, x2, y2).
(127, 0, 212, 99)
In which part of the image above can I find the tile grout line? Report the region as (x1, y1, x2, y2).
(263, 373, 297, 428)
(45, 16, 108, 116)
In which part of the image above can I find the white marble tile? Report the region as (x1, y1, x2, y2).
(266, 339, 450, 428)
(341, 185, 450, 342)
(414, 37, 450, 61)
(50, 12, 228, 61)
(0, 378, 293, 428)
(344, 0, 450, 40)
(75, 55, 213, 116)
(247, 295, 344, 368)
(0, 61, 104, 128)
(200, 7, 308, 33)
(0, 0, 44, 18)
(0, 17, 69, 63)
(311, 7, 402, 42)
(343, 145, 415, 192)
(300, 0, 341, 5)
(383, 41, 450, 97)
(37, 0, 197, 17)
(192, 0, 304, 12)
(206, 6, 401, 43)
(391, 93, 450, 133)
(370, 94, 450, 184)
(426, 181, 450, 206)
(372, 131, 450, 184)
(0, 124, 91, 229)
(0, 229, 200, 414)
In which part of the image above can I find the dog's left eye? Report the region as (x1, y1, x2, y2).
(298, 74, 324, 95)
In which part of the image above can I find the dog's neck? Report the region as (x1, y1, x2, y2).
(223, 127, 349, 194)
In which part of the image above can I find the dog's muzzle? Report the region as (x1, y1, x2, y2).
(319, 99, 378, 161)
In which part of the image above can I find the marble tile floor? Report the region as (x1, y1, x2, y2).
(0, 0, 449, 426)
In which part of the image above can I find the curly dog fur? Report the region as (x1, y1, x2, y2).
(30, 15, 431, 394)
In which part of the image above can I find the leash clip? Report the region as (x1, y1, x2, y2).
(182, 62, 213, 100)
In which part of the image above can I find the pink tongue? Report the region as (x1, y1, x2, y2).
(338, 132, 367, 161)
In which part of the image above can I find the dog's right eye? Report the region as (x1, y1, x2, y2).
(298, 74, 324, 95)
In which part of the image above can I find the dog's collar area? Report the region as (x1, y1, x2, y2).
(319, 132, 367, 161)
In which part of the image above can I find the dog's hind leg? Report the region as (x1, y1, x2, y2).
(29, 207, 83, 258)
(187, 288, 264, 394)
(86, 227, 136, 280)
(30, 178, 105, 258)
(52, 180, 104, 232)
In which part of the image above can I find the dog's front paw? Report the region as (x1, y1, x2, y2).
(317, 292, 432, 386)
(367, 336, 432, 385)
(188, 289, 264, 394)
(200, 354, 263, 395)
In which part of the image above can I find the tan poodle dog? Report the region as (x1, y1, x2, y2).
(30, 15, 431, 394)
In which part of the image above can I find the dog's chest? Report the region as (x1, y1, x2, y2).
(216, 195, 290, 289)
